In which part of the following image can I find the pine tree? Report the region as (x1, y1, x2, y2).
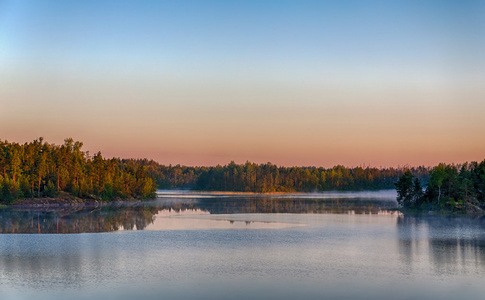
(395, 170, 413, 207)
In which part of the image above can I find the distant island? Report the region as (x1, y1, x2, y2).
(1, 137, 483, 214)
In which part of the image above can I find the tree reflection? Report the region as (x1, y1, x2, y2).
(0, 205, 159, 234)
(396, 214, 485, 273)
(0, 195, 398, 233)
(193, 196, 397, 215)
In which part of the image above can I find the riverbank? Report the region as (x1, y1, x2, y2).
(399, 201, 485, 216)
(157, 190, 299, 196)
(8, 192, 147, 209)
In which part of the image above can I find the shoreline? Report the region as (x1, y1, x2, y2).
(3, 189, 394, 208)
(157, 189, 396, 195)
(4, 190, 483, 216)
(398, 203, 485, 216)
(7, 196, 146, 209)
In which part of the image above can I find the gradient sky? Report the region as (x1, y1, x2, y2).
(1, 0, 484, 167)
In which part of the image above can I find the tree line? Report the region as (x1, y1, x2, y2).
(395, 161, 485, 212)
(1, 137, 434, 204)
(0, 138, 156, 203)
(146, 161, 429, 193)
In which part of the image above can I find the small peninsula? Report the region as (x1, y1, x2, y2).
(0, 138, 157, 204)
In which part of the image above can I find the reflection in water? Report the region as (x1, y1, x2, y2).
(196, 197, 397, 214)
(397, 214, 485, 274)
(0, 192, 485, 300)
(0, 192, 398, 233)
(145, 212, 303, 230)
(0, 206, 159, 234)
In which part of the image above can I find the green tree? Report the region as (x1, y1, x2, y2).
(10, 146, 22, 186)
(395, 170, 413, 207)
(412, 177, 424, 206)
(428, 164, 447, 206)
(472, 160, 485, 203)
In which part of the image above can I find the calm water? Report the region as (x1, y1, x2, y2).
(1, 190, 484, 300)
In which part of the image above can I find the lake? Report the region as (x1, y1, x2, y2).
(1, 190, 484, 300)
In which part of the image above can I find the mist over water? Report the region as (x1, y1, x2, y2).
(0, 191, 484, 300)
(156, 189, 398, 199)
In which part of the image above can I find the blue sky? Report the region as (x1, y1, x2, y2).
(1, 0, 484, 166)
(4, 0, 483, 80)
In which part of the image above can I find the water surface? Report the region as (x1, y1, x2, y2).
(1, 191, 484, 300)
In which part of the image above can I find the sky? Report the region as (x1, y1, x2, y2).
(1, 0, 484, 167)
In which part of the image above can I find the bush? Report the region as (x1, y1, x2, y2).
(44, 180, 58, 197)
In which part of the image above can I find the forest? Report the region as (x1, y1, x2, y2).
(1, 137, 431, 204)
(395, 161, 485, 212)
(147, 161, 429, 193)
(0, 138, 156, 203)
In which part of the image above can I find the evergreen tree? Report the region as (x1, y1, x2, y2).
(395, 170, 414, 207)
(412, 177, 424, 207)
